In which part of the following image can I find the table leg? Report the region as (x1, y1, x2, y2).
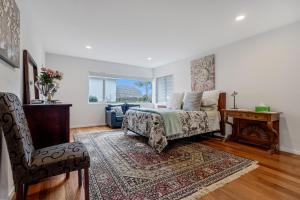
(267, 121, 279, 154)
(224, 115, 233, 142)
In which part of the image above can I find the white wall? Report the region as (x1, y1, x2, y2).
(153, 21, 300, 155)
(46, 53, 153, 128)
(0, 0, 45, 199)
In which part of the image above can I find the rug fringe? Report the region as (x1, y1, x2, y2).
(182, 162, 259, 200)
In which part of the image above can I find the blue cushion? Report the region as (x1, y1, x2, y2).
(115, 116, 124, 122)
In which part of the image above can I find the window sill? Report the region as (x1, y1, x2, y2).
(88, 102, 107, 105)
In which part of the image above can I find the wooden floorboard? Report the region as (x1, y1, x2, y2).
(25, 126, 300, 200)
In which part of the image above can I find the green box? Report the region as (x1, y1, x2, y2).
(255, 106, 270, 112)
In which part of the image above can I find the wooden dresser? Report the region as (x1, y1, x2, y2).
(23, 104, 72, 149)
(223, 109, 280, 153)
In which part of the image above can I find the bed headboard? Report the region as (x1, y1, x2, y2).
(218, 92, 226, 135)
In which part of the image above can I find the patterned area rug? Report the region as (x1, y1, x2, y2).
(75, 131, 258, 200)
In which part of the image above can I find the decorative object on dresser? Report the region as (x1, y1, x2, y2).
(191, 54, 215, 92)
(35, 66, 63, 102)
(0, 0, 20, 68)
(23, 104, 72, 149)
(223, 109, 280, 154)
(23, 50, 39, 104)
(231, 90, 238, 109)
(255, 103, 271, 112)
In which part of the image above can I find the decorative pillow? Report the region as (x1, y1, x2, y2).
(167, 93, 184, 110)
(201, 90, 220, 107)
(183, 92, 203, 111)
(111, 106, 124, 116)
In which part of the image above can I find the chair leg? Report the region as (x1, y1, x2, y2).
(66, 172, 70, 179)
(78, 169, 82, 186)
(24, 184, 28, 199)
(84, 167, 89, 200)
(16, 184, 24, 200)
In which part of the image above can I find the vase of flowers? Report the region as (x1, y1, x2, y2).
(35, 67, 63, 102)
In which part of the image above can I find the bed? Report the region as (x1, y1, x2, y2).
(122, 92, 226, 152)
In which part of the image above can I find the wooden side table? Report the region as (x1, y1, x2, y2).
(223, 109, 280, 153)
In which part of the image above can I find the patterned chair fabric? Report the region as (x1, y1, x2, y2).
(29, 142, 90, 183)
(0, 93, 35, 185)
(0, 92, 90, 186)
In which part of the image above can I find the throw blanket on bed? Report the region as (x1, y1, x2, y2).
(130, 108, 182, 137)
(122, 108, 209, 153)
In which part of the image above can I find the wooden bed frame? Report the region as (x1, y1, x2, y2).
(218, 92, 226, 136)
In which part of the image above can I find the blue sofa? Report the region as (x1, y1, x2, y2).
(105, 103, 140, 128)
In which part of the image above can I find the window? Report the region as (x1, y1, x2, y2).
(88, 76, 152, 103)
(156, 75, 173, 103)
(89, 77, 104, 103)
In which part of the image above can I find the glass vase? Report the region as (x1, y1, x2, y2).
(35, 81, 57, 102)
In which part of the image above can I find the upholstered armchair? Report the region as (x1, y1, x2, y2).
(0, 93, 90, 200)
(105, 103, 140, 128)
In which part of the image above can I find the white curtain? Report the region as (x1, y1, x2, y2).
(105, 79, 117, 102)
(89, 77, 104, 102)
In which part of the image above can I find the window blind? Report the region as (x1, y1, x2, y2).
(156, 75, 173, 103)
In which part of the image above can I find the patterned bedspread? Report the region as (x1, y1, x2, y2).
(122, 109, 209, 152)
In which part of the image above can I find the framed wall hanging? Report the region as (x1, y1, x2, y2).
(191, 54, 215, 92)
(0, 0, 20, 68)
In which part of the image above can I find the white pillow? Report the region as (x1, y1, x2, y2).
(183, 92, 203, 111)
(167, 93, 184, 110)
(201, 90, 220, 107)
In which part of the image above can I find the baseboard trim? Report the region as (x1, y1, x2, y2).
(71, 123, 106, 129)
(280, 146, 300, 155)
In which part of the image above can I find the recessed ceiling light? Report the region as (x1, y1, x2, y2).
(235, 15, 245, 21)
(147, 57, 152, 61)
(86, 45, 92, 49)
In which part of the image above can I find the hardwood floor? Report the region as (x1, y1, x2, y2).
(26, 126, 300, 200)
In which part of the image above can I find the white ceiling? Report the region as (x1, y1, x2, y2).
(29, 0, 300, 68)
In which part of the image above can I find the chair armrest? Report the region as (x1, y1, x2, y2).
(106, 110, 117, 124)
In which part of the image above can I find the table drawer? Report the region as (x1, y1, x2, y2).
(242, 113, 268, 121)
(228, 113, 269, 121)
